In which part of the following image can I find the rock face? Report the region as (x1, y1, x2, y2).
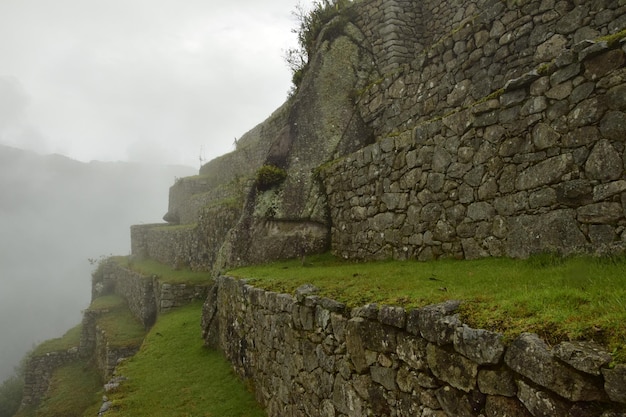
(203, 276, 626, 417)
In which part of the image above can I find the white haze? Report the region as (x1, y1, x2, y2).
(0, 0, 316, 381)
(0, 0, 313, 167)
(0, 146, 196, 381)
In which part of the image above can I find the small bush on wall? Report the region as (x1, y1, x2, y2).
(255, 165, 287, 191)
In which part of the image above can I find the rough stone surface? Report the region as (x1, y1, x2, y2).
(203, 278, 626, 417)
(505, 333, 607, 402)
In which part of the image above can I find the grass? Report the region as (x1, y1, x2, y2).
(26, 361, 101, 417)
(31, 324, 82, 357)
(106, 302, 267, 417)
(114, 257, 213, 285)
(227, 253, 626, 363)
(89, 295, 147, 349)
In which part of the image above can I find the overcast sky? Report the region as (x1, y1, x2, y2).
(0, 0, 313, 167)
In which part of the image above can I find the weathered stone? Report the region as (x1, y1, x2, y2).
(370, 365, 397, 391)
(505, 333, 607, 401)
(396, 333, 428, 371)
(506, 209, 588, 258)
(535, 34, 568, 62)
(550, 63, 581, 85)
(556, 179, 593, 206)
(555, 5, 588, 34)
(378, 305, 406, 328)
(478, 368, 517, 397)
(578, 202, 624, 224)
(584, 49, 626, 80)
(561, 126, 600, 147)
(484, 395, 532, 417)
(467, 202, 496, 222)
(435, 386, 475, 417)
(417, 301, 462, 345)
(594, 181, 626, 202)
(453, 325, 505, 365)
(516, 154, 574, 190)
(600, 111, 626, 141)
(568, 97, 607, 128)
(532, 123, 560, 150)
(553, 341, 612, 376)
(427, 343, 478, 392)
(607, 84, 626, 110)
(603, 365, 626, 403)
(516, 379, 570, 417)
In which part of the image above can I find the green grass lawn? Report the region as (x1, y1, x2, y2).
(89, 295, 147, 349)
(106, 302, 267, 417)
(13, 360, 102, 417)
(113, 256, 213, 285)
(228, 253, 626, 363)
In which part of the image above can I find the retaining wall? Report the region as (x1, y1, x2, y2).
(322, 39, 626, 260)
(203, 276, 626, 417)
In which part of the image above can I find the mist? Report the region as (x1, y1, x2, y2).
(0, 145, 196, 382)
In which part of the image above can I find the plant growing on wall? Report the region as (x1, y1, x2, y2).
(285, 0, 353, 90)
(255, 164, 287, 191)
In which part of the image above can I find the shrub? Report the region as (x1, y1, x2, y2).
(256, 165, 287, 191)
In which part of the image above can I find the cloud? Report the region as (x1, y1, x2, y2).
(0, 0, 310, 166)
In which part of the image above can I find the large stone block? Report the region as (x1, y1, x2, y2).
(505, 333, 607, 401)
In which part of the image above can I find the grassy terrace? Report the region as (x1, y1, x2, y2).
(106, 302, 266, 417)
(113, 256, 213, 285)
(88, 295, 147, 349)
(31, 325, 83, 357)
(228, 253, 626, 363)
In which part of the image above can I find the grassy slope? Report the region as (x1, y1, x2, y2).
(228, 253, 626, 362)
(105, 302, 266, 417)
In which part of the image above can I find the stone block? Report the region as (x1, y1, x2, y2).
(553, 341, 612, 376)
(505, 333, 607, 401)
(453, 325, 505, 365)
(602, 365, 626, 403)
(427, 343, 478, 392)
(417, 300, 462, 345)
(477, 368, 517, 397)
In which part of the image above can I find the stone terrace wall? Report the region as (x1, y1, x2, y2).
(321, 35, 626, 260)
(19, 350, 79, 407)
(94, 259, 211, 326)
(355, 0, 626, 140)
(131, 198, 241, 271)
(203, 276, 626, 417)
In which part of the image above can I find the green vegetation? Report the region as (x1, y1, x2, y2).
(285, 0, 353, 89)
(90, 295, 146, 349)
(114, 257, 213, 285)
(255, 164, 287, 191)
(14, 361, 102, 417)
(228, 253, 626, 363)
(31, 324, 82, 357)
(106, 302, 266, 417)
(0, 374, 24, 417)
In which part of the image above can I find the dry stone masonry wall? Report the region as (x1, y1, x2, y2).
(322, 22, 626, 260)
(203, 276, 626, 417)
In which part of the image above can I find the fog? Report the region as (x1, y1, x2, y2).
(0, 145, 196, 381)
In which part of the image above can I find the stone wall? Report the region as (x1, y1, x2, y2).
(19, 350, 79, 407)
(321, 35, 626, 260)
(93, 259, 211, 326)
(131, 198, 242, 272)
(203, 276, 626, 417)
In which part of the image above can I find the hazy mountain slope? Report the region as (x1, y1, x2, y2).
(0, 145, 196, 382)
